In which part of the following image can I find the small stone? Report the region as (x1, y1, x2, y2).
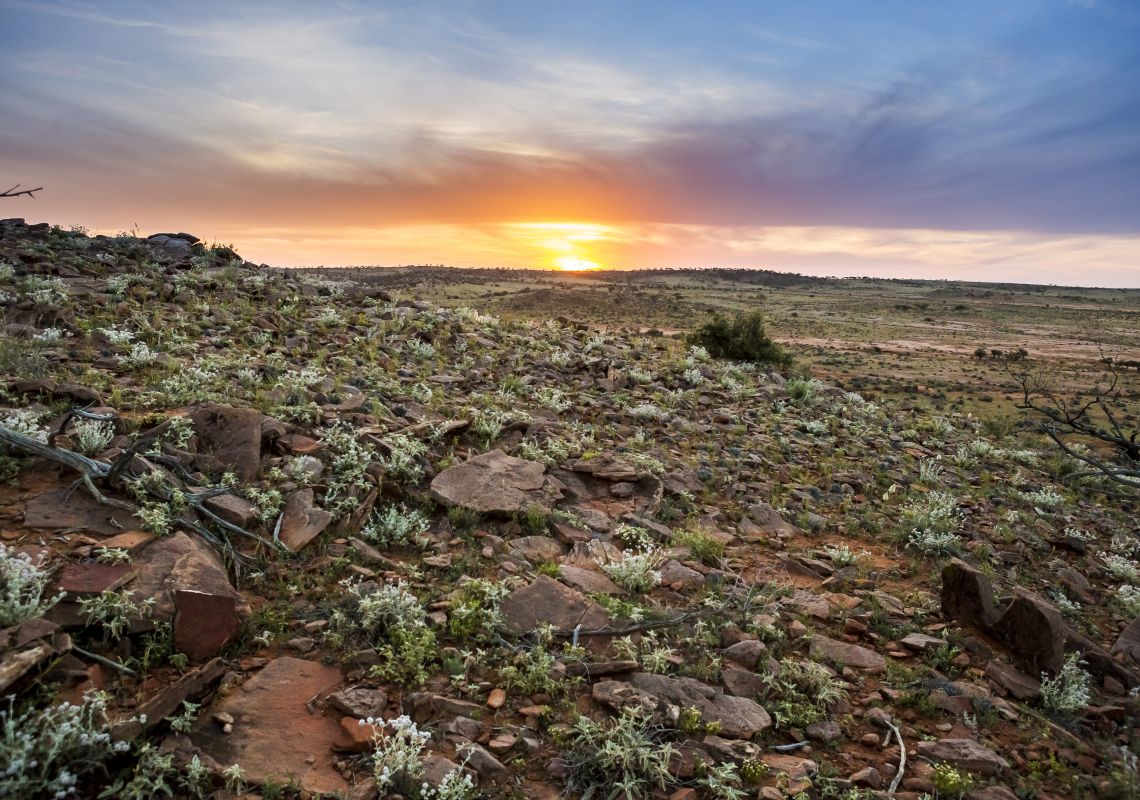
(487, 688, 507, 709)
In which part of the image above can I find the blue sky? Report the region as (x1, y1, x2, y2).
(2, 1, 1138, 284)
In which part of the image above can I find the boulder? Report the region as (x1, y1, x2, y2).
(627, 672, 772, 739)
(128, 532, 247, 622)
(500, 575, 609, 634)
(431, 449, 561, 513)
(25, 488, 143, 535)
(915, 738, 1010, 776)
(190, 405, 263, 482)
(989, 590, 1066, 676)
(557, 564, 624, 596)
(173, 589, 241, 661)
(984, 661, 1041, 701)
(1110, 614, 1140, 664)
(509, 535, 566, 563)
(809, 635, 886, 673)
(279, 488, 333, 551)
(941, 559, 999, 629)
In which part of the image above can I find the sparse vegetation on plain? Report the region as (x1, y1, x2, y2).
(0, 220, 1137, 799)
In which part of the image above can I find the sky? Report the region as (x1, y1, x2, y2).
(2, 1, 1139, 286)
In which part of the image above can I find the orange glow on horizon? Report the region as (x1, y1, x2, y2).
(553, 256, 602, 271)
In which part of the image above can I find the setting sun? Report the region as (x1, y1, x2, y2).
(554, 256, 601, 271)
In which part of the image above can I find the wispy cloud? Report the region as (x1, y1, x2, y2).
(1, 1, 1137, 283)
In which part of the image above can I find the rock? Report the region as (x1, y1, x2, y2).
(333, 716, 380, 753)
(741, 503, 800, 539)
(563, 660, 639, 678)
(279, 488, 333, 551)
(25, 488, 143, 535)
(915, 738, 1010, 776)
(984, 661, 1042, 701)
(627, 672, 772, 739)
(989, 590, 1066, 676)
(850, 767, 882, 789)
(423, 754, 467, 788)
(899, 633, 947, 652)
(1057, 568, 1097, 605)
(500, 575, 609, 634)
(486, 687, 507, 709)
(509, 535, 565, 563)
(806, 719, 843, 743)
(190, 405, 263, 482)
(659, 559, 704, 591)
(54, 562, 137, 595)
(1110, 614, 1140, 664)
(941, 559, 998, 629)
(721, 667, 767, 698)
(967, 787, 1020, 800)
(173, 589, 240, 661)
(809, 635, 886, 673)
(328, 686, 388, 719)
(128, 532, 247, 621)
(408, 693, 485, 722)
(190, 658, 347, 794)
(430, 449, 561, 513)
(113, 658, 226, 739)
(723, 640, 768, 670)
(458, 742, 508, 777)
(200, 492, 259, 528)
(557, 564, 623, 596)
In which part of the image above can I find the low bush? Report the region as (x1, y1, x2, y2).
(689, 311, 790, 368)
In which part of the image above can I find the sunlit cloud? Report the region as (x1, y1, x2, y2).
(1, 1, 1138, 285)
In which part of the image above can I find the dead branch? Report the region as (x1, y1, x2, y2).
(0, 422, 284, 554)
(1008, 357, 1139, 490)
(0, 184, 43, 199)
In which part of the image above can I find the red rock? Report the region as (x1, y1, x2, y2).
(190, 657, 347, 794)
(55, 562, 137, 595)
(190, 405, 263, 482)
(173, 589, 240, 661)
(333, 716, 380, 753)
(97, 530, 155, 552)
(486, 688, 507, 709)
(279, 489, 332, 551)
(25, 489, 142, 534)
(278, 432, 322, 455)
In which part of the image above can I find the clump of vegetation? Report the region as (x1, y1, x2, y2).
(672, 528, 725, 565)
(689, 310, 790, 368)
(0, 542, 61, 627)
(762, 659, 849, 728)
(602, 548, 664, 593)
(932, 763, 974, 798)
(1039, 653, 1092, 714)
(561, 707, 678, 800)
(0, 691, 132, 799)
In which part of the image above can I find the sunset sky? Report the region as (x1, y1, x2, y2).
(2, 1, 1139, 285)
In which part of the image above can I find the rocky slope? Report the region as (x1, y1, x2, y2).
(0, 218, 1138, 800)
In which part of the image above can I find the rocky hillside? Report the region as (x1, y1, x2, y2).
(0, 218, 1138, 800)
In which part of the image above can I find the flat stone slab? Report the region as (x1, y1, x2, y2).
(809, 634, 886, 673)
(431, 449, 561, 513)
(190, 657, 347, 795)
(627, 672, 772, 739)
(55, 562, 137, 596)
(25, 489, 143, 535)
(500, 575, 609, 634)
(916, 738, 1010, 776)
(279, 489, 332, 551)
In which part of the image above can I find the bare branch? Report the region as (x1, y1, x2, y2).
(0, 184, 43, 199)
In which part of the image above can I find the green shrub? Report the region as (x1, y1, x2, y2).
(689, 311, 790, 368)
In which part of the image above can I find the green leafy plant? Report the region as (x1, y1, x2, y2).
(561, 707, 679, 800)
(689, 310, 790, 368)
